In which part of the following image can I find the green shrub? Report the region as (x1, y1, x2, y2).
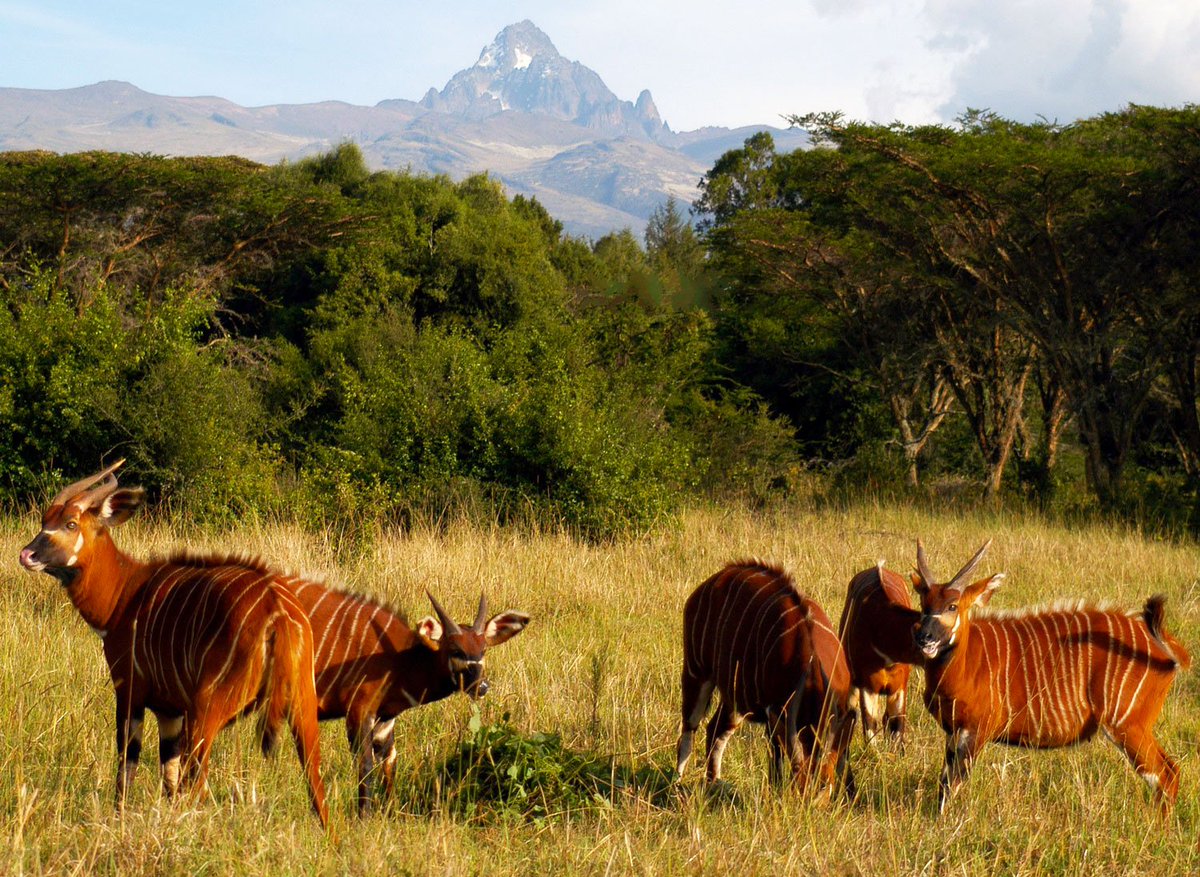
(0, 270, 281, 518)
(400, 714, 675, 822)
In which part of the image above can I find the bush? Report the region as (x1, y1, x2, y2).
(0, 269, 281, 518)
(297, 308, 692, 535)
(399, 713, 674, 822)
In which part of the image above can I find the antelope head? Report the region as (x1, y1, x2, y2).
(415, 592, 530, 698)
(18, 460, 145, 584)
(910, 540, 1005, 660)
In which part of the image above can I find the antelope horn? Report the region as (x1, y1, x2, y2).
(915, 539, 936, 585)
(473, 593, 488, 633)
(52, 459, 125, 508)
(426, 591, 462, 636)
(946, 540, 992, 591)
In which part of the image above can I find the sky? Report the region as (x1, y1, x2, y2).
(1, 0, 1197, 131)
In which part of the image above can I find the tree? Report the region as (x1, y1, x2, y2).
(772, 109, 1200, 506)
(694, 130, 781, 231)
(644, 197, 707, 306)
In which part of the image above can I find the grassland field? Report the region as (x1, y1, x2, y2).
(1, 501, 1198, 876)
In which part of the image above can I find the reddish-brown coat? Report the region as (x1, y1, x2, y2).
(913, 541, 1190, 813)
(18, 463, 329, 828)
(676, 561, 856, 798)
(837, 563, 922, 743)
(285, 581, 528, 813)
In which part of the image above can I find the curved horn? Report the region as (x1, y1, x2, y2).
(473, 593, 488, 633)
(426, 591, 462, 636)
(52, 459, 125, 508)
(915, 539, 936, 585)
(946, 540, 992, 591)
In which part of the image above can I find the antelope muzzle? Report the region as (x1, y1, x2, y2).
(913, 614, 951, 660)
(451, 658, 488, 698)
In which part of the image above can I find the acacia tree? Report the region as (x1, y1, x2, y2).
(787, 109, 1200, 507)
(1120, 109, 1200, 488)
(711, 203, 953, 485)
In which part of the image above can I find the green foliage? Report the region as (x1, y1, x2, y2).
(704, 107, 1200, 521)
(297, 304, 696, 535)
(644, 197, 709, 308)
(0, 149, 801, 533)
(401, 713, 674, 822)
(0, 269, 280, 517)
(293, 141, 370, 194)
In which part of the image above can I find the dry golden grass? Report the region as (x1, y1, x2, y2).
(1, 502, 1198, 875)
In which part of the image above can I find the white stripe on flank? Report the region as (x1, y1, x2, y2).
(196, 570, 261, 678)
(708, 578, 743, 681)
(1041, 616, 1067, 736)
(341, 600, 382, 694)
(692, 584, 715, 675)
(1114, 620, 1152, 728)
(977, 623, 994, 712)
(315, 585, 357, 663)
(749, 589, 790, 706)
(996, 622, 1013, 721)
(190, 569, 250, 681)
(214, 584, 273, 686)
(724, 583, 766, 704)
(1109, 615, 1136, 724)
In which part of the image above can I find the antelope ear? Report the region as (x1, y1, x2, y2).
(962, 573, 1005, 607)
(484, 611, 530, 647)
(911, 573, 930, 597)
(96, 488, 145, 528)
(416, 616, 442, 650)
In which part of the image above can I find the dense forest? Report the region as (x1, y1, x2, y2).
(1, 103, 1197, 533)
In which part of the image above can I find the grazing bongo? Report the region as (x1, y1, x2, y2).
(837, 561, 923, 745)
(676, 561, 856, 798)
(276, 583, 529, 813)
(17, 461, 329, 828)
(912, 540, 1191, 813)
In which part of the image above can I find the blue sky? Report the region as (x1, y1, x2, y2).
(2, 0, 1197, 131)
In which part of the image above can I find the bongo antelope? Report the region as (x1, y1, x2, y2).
(838, 561, 922, 744)
(913, 540, 1190, 813)
(676, 561, 856, 798)
(18, 461, 330, 828)
(276, 582, 529, 813)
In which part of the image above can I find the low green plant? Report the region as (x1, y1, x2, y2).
(400, 712, 675, 823)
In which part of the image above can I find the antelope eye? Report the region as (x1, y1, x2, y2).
(65, 520, 78, 531)
(947, 603, 958, 612)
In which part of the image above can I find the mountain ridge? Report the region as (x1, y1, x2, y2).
(0, 22, 806, 237)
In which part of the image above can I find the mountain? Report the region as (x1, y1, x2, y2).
(420, 20, 668, 140)
(0, 22, 806, 238)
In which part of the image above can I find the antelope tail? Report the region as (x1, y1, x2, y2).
(1143, 595, 1192, 671)
(259, 626, 294, 756)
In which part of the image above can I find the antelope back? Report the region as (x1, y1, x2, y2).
(683, 561, 847, 715)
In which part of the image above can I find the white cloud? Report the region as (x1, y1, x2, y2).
(923, 0, 1200, 121)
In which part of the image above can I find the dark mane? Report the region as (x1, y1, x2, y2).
(162, 549, 275, 574)
(317, 580, 410, 627)
(725, 558, 791, 580)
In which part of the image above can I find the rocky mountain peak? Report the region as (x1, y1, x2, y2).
(474, 20, 560, 71)
(421, 21, 669, 140)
